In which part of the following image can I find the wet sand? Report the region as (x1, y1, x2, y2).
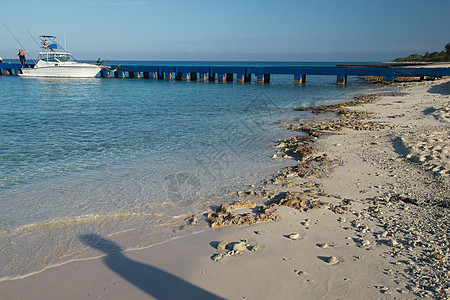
(0, 77, 449, 299)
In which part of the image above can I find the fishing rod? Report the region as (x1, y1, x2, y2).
(26, 30, 40, 63)
(4, 24, 33, 62)
(27, 30, 41, 48)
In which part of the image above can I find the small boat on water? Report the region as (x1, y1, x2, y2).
(19, 35, 104, 78)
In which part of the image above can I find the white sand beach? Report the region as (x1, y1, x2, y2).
(1, 77, 449, 299)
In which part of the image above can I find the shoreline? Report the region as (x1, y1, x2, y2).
(1, 78, 449, 299)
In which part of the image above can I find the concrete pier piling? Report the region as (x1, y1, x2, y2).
(257, 74, 270, 83)
(143, 72, 156, 79)
(115, 70, 125, 78)
(236, 73, 251, 83)
(294, 74, 306, 84)
(129, 71, 140, 79)
(337, 75, 347, 85)
(181, 72, 189, 81)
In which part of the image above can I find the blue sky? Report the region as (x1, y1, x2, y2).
(1, 0, 449, 61)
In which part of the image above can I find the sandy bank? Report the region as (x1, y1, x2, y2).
(0, 78, 449, 300)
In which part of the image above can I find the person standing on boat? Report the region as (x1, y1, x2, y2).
(18, 49, 26, 65)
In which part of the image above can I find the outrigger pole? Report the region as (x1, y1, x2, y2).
(3, 24, 33, 61)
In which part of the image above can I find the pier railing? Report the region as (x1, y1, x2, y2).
(1, 62, 449, 84)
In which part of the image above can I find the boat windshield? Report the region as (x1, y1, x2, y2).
(55, 54, 71, 62)
(38, 53, 72, 62)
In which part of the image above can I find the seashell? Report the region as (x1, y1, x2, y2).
(250, 245, 259, 252)
(212, 253, 223, 261)
(289, 233, 300, 240)
(388, 239, 399, 247)
(233, 241, 247, 252)
(217, 240, 228, 252)
(361, 240, 371, 247)
(325, 256, 339, 264)
(379, 231, 389, 238)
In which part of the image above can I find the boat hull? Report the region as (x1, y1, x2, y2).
(19, 65, 102, 78)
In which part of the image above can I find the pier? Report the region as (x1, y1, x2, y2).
(1, 62, 449, 84)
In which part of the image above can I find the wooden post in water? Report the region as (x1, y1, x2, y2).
(244, 74, 251, 82)
(294, 74, 306, 84)
(157, 72, 164, 79)
(226, 73, 233, 82)
(190, 72, 197, 81)
(337, 75, 347, 85)
(208, 73, 215, 82)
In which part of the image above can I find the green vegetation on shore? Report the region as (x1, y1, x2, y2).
(394, 42, 450, 62)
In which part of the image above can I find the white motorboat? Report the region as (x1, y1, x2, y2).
(19, 35, 104, 78)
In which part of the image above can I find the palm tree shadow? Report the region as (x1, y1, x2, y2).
(79, 234, 225, 300)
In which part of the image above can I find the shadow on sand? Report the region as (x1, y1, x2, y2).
(428, 81, 450, 95)
(79, 233, 225, 300)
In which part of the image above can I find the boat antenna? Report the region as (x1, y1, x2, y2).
(4, 24, 33, 61)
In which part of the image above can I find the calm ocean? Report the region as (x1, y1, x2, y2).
(0, 61, 391, 280)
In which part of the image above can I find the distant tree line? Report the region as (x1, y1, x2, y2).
(394, 42, 450, 62)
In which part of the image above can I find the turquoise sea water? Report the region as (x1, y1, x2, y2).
(0, 61, 391, 280)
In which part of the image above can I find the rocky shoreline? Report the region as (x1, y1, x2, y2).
(202, 79, 450, 299)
